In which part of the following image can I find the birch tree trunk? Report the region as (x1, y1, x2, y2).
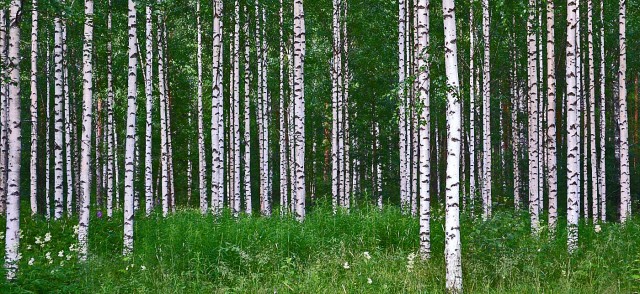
(106, 0, 115, 217)
(78, 0, 94, 261)
(417, 0, 431, 260)
(195, 0, 207, 215)
(123, 0, 138, 255)
(0, 10, 6, 216)
(144, 4, 154, 216)
(63, 21, 73, 216)
(331, 0, 342, 213)
(157, 1, 169, 217)
(232, 0, 241, 217)
(29, 0, 38, 216)
(618, 0, 631, 223)
(469, 0, 476, 214)
(598, 0, 606, 222)
(443, 0, 463, 290)
(587, 0, 598, 223)
(566, 0, 580, 253)
(211, 0, 224, 215)
(547, 0, 558, 232)
(481, 0, 491, 220)
(45, 37, 51, 219)
(3, 0, 21, 280)
(398, 0, 408, 213)
(243, 5, 252, 215)
(293, 0, 306, 221)
(53, 10, 64, 220)
(279, 0, 288, 215)
(527, 0, 540, 234)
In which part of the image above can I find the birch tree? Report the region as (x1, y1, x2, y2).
(78, 0, 94, 261)
(4, 0, 21, 280)
(196, 0, 207, 215)
(442, 0, 463, 290)
(106, 0, 115, 217)
(481, 0, 491, 220)
(144, 3, 154, 215)
(243, 5, 252, 215)
(279, 0, 289, 214)
(0, 10, 6, 216)
(566, 0, 580, 253)
(417, 0, 430, 260)
(232, 0, 241, 216)
(123, 0, 138, 255)
(158, 0, 170, 217)
(598, 0, 606, 222)
(618, 0, 631, 223)
(293, 0, 306, 221)
(587, 0, 598, 222)
(63, 20, 73, 216)
(211, 0, 224, 215)
(469, 0, 476, 212)
(547, 0, 558, 232)
(527, 0, 540, 234)
(53, 7, 64, 220)
(29, 0, 38, 215)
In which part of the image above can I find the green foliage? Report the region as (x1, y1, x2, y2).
(1, 205, 639, 293)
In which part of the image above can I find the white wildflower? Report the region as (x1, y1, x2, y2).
(35, 236, 42, 245)
(44, 232, 51, 243)
(343, 262, 350, 270)
(367, 278, 373, 284)
(363, 252, 371, 260)
(28, 258, 34, 266)
(141, 265, 147, 271)
(45, 252, 52, 261)
(27, 245, 32, 250)
(58, 251, 64, 258)
(595, 225, 602, 233)
(407, 253, 416, 272)
(66, 255, 72, 261)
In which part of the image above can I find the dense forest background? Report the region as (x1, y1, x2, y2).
(7, 0, 640, 217)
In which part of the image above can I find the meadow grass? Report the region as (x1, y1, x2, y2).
(1, 202, 639, 293)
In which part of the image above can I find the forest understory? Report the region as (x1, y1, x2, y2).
(1, 203, 638, 293)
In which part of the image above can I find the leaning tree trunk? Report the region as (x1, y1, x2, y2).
(481, 0, 491, 220)
(527, 0, 540, 234)
(546, 0, 558, 232)
(618, 0, 631, 223)
(211, 0, 224, 215)
(293, 0, 306, 221)
(566, 0, 580, 253)
(417, 0, 431, 260)
(4, 0, 21, 280)
(78, 0, 94, 261)
(123, 0, 138, 255)
(144, 4, 154, 216)
(598, 0, 606, 222)
(442, 0, 463, 291)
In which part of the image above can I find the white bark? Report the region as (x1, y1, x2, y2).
(481, 0, 491, 220)
(332, 0, 342, 213)
(123, 0, 138, 255)
(442, 0, 463, 291)
(243, 5, 252, 215)
(469, 0, 476, 214)
(29, 0, 38, 215)
(0, 10, 6, 216)
(52, 10, 65, 219)
(158, 1, 169, 217)
(417, 0, 430, 260)
(598, 0, 606, 222)
(196, 0, 207, 215)
(566, 0, 580, 253)
(618, 0, 631, 223)
(232, 0, 241, 216)
(63, 20, 73, 216)
(4, 0, 21, 280)
(78, 0, 94, 261)
(45, 35, 51, 219)
(144, 5, 154, 216)
(398, 0, 408, 213)
(293, 0, 306, 221)
(587, 0, 598, 223)
(106, 0, 115, 217)
(547, 0, 558, 231)
(211, 0, 224, 215)
(279, 0, 288, 215)
(527, 0, 540, 234)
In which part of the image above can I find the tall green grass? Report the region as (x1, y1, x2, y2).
(1, 204, 639, 293)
